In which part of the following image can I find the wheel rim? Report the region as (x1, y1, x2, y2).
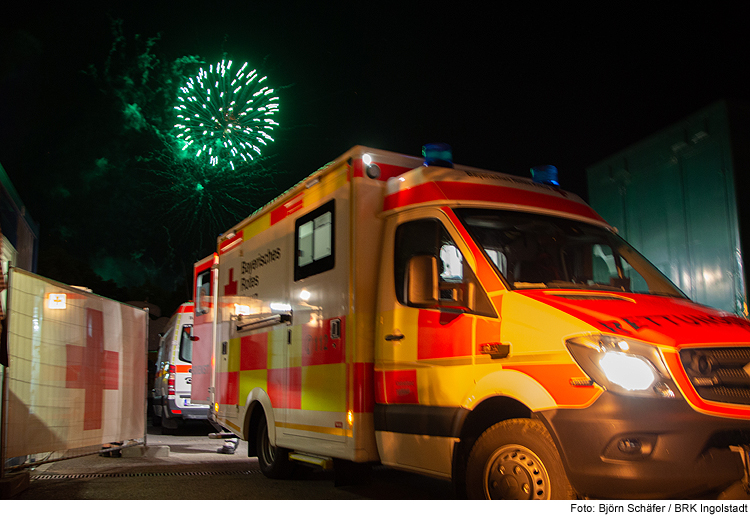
(483, 443, 551, 500)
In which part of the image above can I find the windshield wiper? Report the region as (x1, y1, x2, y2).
(545, 281, 626, 292)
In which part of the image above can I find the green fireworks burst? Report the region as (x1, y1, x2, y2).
(173, 59, 280, 169)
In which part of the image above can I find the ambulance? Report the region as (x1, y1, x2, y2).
(152, 302, 209, 428)
(190, 145, 750, 499)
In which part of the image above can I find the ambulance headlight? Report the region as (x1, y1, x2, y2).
(566, 335, 676, 398)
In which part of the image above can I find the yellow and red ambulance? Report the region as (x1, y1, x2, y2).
(191, 145, 750, 499)
(153, 302, 209, 428)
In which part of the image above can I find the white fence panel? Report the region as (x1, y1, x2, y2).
(3, 268, 147, 459)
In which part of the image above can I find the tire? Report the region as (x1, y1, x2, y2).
(151, 413, 162, 427)
(465, 418, 575, 500)
(256, 414, 294, 479)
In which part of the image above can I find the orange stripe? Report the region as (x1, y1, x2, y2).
(175, 364, 191, 373)
(503, 363, 602, 407)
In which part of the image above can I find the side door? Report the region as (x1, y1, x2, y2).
(375, 212, 501, 472)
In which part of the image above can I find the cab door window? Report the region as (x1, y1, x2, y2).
(394, 219, 495, 317)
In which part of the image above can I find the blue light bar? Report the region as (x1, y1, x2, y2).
(422, 143, 453, 168)
(531, 165, 559, 186)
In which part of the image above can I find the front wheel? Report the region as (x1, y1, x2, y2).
(256, 414, 294, 479)
(465, 418, 575, 499)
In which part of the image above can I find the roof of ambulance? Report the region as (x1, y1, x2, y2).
(217, 145, 608, 242)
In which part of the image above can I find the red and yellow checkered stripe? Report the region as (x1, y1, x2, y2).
(216, 317, 365, 413)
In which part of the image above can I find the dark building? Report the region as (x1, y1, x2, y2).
(1, 162, 39, 275)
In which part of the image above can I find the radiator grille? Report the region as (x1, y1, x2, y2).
(679, 347, 750, 405)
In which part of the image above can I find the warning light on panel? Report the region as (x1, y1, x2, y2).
(48, 293, 67, 309)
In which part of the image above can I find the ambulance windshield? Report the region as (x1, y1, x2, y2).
(456, 209, 685, 297)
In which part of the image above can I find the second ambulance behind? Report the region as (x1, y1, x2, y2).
(153, 302, 209, 428)
(190, 145, 750, 499)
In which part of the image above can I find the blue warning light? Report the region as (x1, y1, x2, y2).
(423, 143, 453, 168)
(531, 165, 559, 186)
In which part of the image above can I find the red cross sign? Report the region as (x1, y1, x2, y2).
(66, 308, 119, 430)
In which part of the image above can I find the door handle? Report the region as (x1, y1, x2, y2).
(385, 333, 405, 341)
(479, 343, 510, 359)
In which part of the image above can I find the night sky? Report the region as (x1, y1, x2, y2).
(1, 3, 747, 313)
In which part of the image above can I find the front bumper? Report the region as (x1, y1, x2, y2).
(540, 392, 750, 499)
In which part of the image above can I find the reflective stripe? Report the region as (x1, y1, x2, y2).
(275, 421, 353, 438)
(384, 180, 605, 224)
(438, 181, 604, 223)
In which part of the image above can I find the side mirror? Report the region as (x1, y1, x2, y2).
(183, 327, 199, 341)
(406, 255, 439, 307)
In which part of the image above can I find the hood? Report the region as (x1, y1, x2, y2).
(518, 290, 750, 348)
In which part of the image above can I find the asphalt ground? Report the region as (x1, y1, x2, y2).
(8, 420, 456, 501)
(5, 419, 749, 503)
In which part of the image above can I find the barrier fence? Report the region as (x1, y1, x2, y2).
(1, 268, 147, 473)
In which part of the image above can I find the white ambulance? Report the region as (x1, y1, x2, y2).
(190, 145, 750, 499)
(153, 302, 209, 428)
